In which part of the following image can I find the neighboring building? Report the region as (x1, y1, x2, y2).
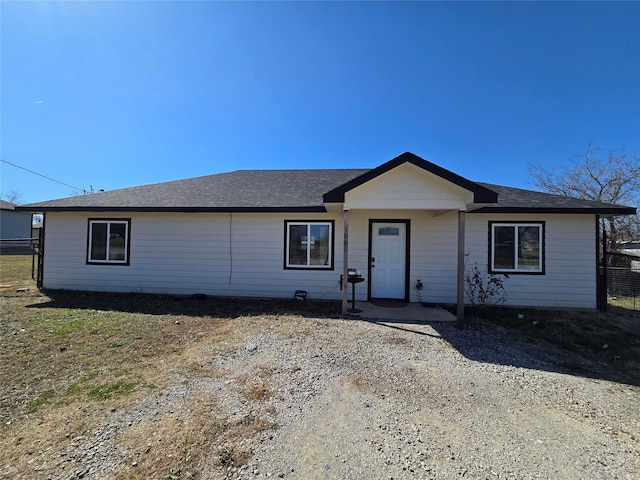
(617, 241, 640, 272)
(0, 199, 33, 250)
(618, 241, 640, 257)
(18, 152, 636, 316)
(31, 221, 43, 241)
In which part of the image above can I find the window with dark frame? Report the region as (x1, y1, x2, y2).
(489, 222, 544, 274)
(87, 219, 131, 265)
(285, 221, 334, 269)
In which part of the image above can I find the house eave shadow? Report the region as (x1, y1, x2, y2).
(364, 317, 639, 387)
(26, 289, 341, 320)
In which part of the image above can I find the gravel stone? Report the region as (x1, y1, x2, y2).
(25, 317, 640, 479)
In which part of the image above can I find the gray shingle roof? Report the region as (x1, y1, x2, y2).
(21, 169, 370, 212)
(1, 200, 17, 210)
(18, 156, 636, 215)
(475, 183, 635, 214)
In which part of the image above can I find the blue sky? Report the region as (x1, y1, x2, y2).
(1, 1, 639, 204)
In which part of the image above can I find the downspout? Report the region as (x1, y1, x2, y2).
(342, 208, 349, 316)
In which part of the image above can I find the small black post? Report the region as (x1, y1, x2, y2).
(601, 225, 608, 312)
(31, 237, 36, 280)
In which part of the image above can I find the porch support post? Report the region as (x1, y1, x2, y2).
(342, 208, 350, 316)
(456, 210, 466, 322)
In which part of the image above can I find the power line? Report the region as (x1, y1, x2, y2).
(0, 158, 88, 194)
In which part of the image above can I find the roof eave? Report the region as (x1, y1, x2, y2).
(471, 206, 637, 215)
(18, 206, 328, 213)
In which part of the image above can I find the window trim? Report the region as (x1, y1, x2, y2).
(284, 220, 335, 270)
(86, 218, 131, 266)
(488, 221, 545, 275)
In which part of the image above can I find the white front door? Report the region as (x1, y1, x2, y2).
(370, 222, 407, 299)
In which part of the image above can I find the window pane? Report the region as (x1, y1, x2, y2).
(108, 223, 127, 261)
(518, 226, 540, 270)
(494, 226, 515, 269)
(288, 225, 308, 265)
(90, 223, 107, 261)
(309, 224, 330, 266)
(378, 227, 399, 236)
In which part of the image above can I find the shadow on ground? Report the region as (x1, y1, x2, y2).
(366, 317, 640, 388)
(26, 290, 639, 387)
(27, 289, 341, 319)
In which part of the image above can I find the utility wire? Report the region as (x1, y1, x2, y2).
(1, 158, 88, 194)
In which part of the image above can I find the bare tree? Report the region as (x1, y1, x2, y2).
(529, 144, 640, 245)
(1, 189, 24, 205)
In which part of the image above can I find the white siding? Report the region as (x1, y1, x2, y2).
(333, 211, 597, 307)
(42, 211, 599, 308)
(42, 212, 345, 300)
(345, 163, 471, 210)
(340, 210, 459, 303)
(465, 214, 597, 308)
(410, 211, 459, 304)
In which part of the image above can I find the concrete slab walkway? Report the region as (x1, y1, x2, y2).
(350, 302, 456, 323)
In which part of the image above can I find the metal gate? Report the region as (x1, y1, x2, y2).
(0, 227, 42, 286)
(598, 221, 640, 312)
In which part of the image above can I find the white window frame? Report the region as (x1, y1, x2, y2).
(284, 221, 334, 270)
(87, 219, 131, 265)
(489, 222, 544, 274)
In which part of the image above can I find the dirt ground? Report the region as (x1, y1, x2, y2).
(0, 262, 638, 479)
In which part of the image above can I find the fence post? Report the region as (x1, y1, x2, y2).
(37, 226, 44, 288)
(601, 227, 608, 312)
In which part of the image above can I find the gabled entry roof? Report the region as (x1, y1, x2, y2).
(322, 152, 499, 204)
(18, 152, 636, 215)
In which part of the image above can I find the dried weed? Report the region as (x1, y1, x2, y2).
(234, 367, 275, 402)
(384, 335, 408, 345)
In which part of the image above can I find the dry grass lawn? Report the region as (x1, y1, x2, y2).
(0, 254, 338, 479)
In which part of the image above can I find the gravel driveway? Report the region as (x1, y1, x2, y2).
(61, 315, 639, 480)
(198, 316, 639, 480)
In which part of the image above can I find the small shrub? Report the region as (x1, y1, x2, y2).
(464, 262, 509, 318)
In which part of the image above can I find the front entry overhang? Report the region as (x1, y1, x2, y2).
(339, 207, 467, 321)
(327, 153, 496, 320)
(323, 152, 498, 208)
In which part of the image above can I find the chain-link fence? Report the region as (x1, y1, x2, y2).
(0, 236, 42, 283)
(607, 253, 640, 311)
